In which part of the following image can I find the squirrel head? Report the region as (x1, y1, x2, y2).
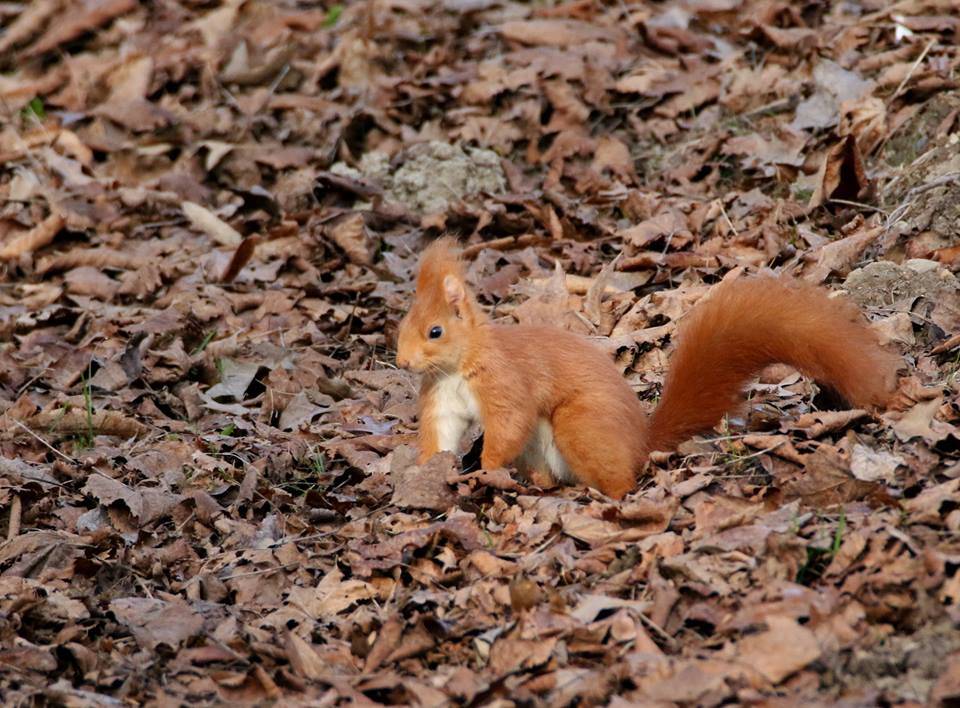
(397, 238, 484, 374)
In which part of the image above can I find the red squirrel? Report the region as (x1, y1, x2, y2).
(396, 238, 900, 499)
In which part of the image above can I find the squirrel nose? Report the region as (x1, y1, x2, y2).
(396, 353, 409, 369)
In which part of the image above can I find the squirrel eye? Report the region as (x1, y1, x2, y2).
(428, 325, 443, 339)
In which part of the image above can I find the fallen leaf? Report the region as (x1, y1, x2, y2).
(25, 0, 136, 57)
(735, 616, 821, 683)
(182, 201, 243, 247)
(327, 212, 374, 265)
(390, 447, 457, 511)
(808, 135, 868, 209)
(288, 567, 376, 619)
(109, 597, 204, 650)
(284, 632, 328, 681)
(892, 397, 951, 443)
(849, 444, 903, 483)
(0, 213, 64, 260)
(499, 20, 610, 46)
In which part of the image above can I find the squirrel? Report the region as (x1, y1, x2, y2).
(396, 238, 900, 499)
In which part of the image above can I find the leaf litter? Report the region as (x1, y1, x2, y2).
(0, 0, 959, 705)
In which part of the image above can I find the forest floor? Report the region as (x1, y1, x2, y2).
(1, 0, 960, 705)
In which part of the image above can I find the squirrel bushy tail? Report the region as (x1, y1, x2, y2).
(647, 277, 899, 454)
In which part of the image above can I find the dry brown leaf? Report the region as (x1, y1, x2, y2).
(0, 213, 64, 260)
(499, 19, 610, 46)
(182, 201, 243, 247)
(488, 636, 557, 676)
(105, 55, 153, 104)
(11, 409, 148, 438)
(390, 447, 457, 511)
(109, 597, 203, 650)
(620, 210, 689, 250)
(37, 246, 145, 274)
(221, 235, 261, 283)
(791, 409, 869, 438)
(903, 479, 960, 525)
(723, 128, 806, 171)
(0, 0, 59, 54)
(284, 632, 328, 681)
(64, 266, 118, 301)
(25, 0, 137, 57)
(808, 134, 869, 209)
(802, 226, 882, 283)
(734, 616, 821, 683)
(289, 567, 376, 620)
(327, 212, 374, 265)
(891, 397, 951, 443)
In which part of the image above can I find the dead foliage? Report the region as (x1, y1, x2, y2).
(1, 0, 959, 704)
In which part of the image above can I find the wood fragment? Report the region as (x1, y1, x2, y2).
(931, 332, 960, 355)
(6, 494, 21, 541)
(221, 235, 261, 283)
(462, 234, 545, 258)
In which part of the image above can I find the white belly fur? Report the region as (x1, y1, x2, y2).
(432, 374, 481, 451)
(519, 419, 576, 484)
(431, 378, 573, 482)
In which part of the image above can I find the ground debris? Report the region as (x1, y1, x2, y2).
(0, 0, 958, 704)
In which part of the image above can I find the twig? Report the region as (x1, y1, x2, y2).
(7, 493, 21, 540)
(884, 171, 960, 233)
(220, 562, 300, 581)
(827, 198, 888, 214)
(4, 417, 77, 463)
(718, 200, 739, 237)
(637, 610, 678, 649)
(462, 234, 546, 258)
(889, 38, 936, 104)
(931, 332, 960, 355)
(742, 97, 793, 118)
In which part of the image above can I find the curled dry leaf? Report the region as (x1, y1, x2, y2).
(0, 213, 64, 260)
(0, 0, 58, 54)
(498, 19, 611, 47)
(24, 0, 137, 57)
(182, 201, 243, 247)
(7, 409, 148, 439)
(791, 409, 869, 438)
(808, 134, 869, 209)
(36, 246, 146, 274)
(221, 235, 260, 283)
(327, 212, 374, 266)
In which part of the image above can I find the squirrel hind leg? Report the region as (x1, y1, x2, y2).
(551, 405, 636, 500)
(516, 419, 574, 490)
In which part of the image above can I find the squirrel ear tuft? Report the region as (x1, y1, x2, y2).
(443, 274, 466, 311)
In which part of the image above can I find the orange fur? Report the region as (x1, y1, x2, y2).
(397, 239, 900, 499)
(647, 277, 900, 454)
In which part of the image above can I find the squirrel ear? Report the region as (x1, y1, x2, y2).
(443, 274, 466, 313)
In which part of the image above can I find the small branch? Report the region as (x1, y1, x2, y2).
(7, 494, 21, 540)
(462, 234, 546, 258)
(5, 417, 77, 463)
(889, 38, 936, 104)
